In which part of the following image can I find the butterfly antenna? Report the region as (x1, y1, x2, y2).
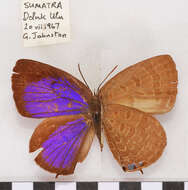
(97, 65, 118, 93)
(78, 64, 91, 90)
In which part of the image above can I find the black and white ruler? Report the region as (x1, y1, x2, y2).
(0, 182, 186, 190)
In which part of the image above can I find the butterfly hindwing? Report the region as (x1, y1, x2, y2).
(100, 55, 178, 114)
(30, 115, 95, 176)
(12, 59, 92, 118)
(102, 104, 166, 172)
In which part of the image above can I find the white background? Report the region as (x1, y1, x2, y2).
(0, 0, 188, 181)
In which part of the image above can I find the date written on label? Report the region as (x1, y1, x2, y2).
(24, 22, 60, 31)
(22, 0, 70, 46)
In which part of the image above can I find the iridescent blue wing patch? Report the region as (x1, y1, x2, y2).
(29, 115, 94, 176)
(12, 59, 92, 118)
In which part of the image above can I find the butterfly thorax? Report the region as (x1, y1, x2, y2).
(89, 95, 102, 150)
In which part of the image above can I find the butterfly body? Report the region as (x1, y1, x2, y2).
(12, 55, 178, 177)
(88, 94, 102, 150)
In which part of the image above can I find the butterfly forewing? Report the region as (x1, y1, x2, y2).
(99, 55, 178, 114)
(12, 59, 93, 118)
(30, 115, 95, 176)
(102, 104, 166, 172)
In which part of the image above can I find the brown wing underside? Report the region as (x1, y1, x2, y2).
(103, 104, 166, 172)
(99, 55, 178, 114)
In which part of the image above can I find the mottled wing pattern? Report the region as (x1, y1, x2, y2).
(100, 55, 178, 114)
(103, 104, 166, 172)
(30, 115, 95, 176)
(12, 59, 92, 118)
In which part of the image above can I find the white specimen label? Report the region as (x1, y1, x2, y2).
(22, 0, 70, 47)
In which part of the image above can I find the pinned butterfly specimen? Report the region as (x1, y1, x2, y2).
(11, 55, 178, 177)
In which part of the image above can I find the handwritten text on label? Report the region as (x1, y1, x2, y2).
(22, 0, 70, 47)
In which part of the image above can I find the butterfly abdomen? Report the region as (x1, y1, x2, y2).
(89, 95, 102, 150)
